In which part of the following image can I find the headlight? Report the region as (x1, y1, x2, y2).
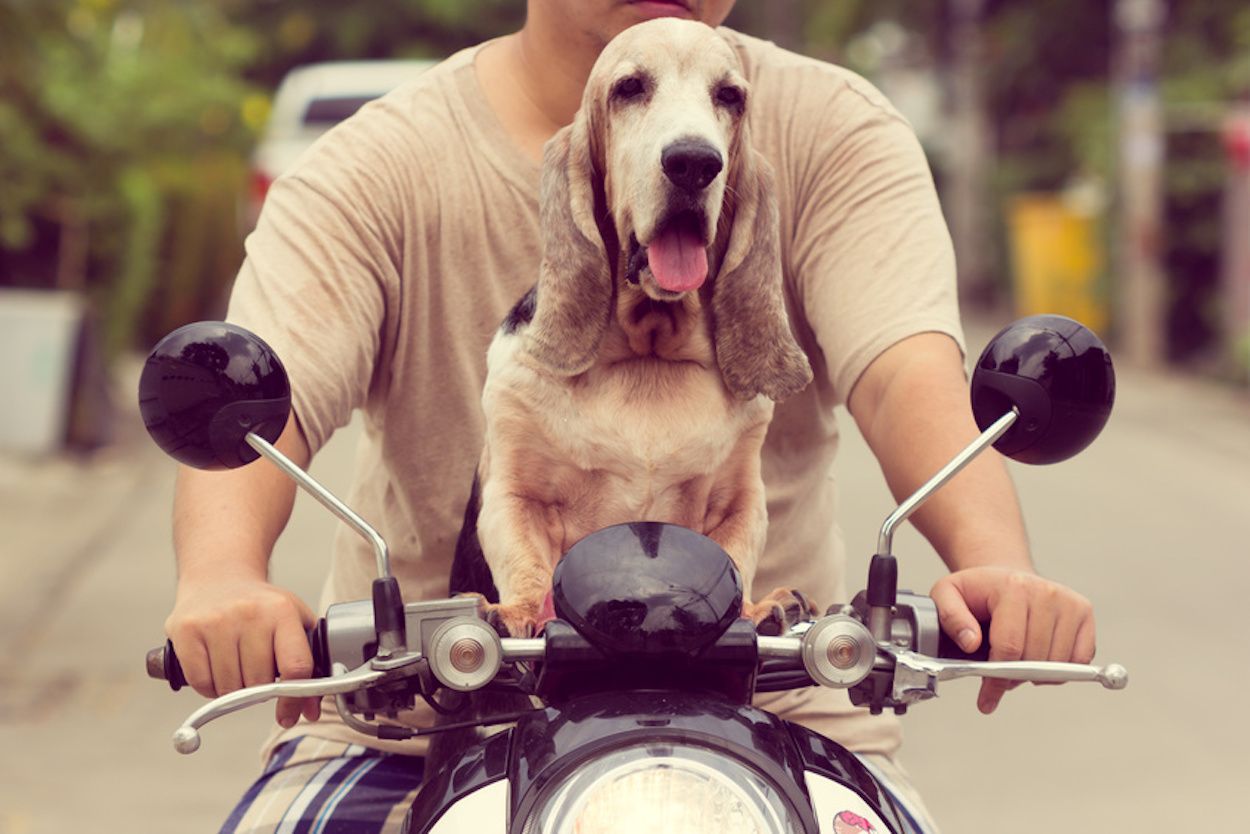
(524, 743, 800, 834)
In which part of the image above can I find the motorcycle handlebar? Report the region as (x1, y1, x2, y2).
(145, 640, 188, 691)
(146, 609, 1125, 754)
(145, 623, 810, 694)
(936, 622, 992, 663)
(143, 618, 984, 694)
(146, 610, 1110, 702)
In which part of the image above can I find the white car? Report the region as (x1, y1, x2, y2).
(243, 59, 437, 234)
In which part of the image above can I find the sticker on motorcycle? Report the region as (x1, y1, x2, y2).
(834, 809, 876, 832)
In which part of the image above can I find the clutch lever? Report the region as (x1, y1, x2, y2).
(169, 662, 396, 754)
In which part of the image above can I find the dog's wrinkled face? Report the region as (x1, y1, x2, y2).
(588, 20, 748, 300)
(529, 17, 811, 399)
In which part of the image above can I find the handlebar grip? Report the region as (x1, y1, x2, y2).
(146, 640, 189, 691)
(145, 622, 330, 692)
(936, 621, 992, 662)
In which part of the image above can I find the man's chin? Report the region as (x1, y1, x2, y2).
(624, 1, 696, 23)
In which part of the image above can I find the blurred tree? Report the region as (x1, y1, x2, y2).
(223, 0, 525, 88)
(0, 0, 261, 354)
(747, 0, 1248, 368)
(0, 0, 528, 354)
(4, 0, 1249, 367)
(726, 0, 937, 60)
(1156, 1, 1250, 365)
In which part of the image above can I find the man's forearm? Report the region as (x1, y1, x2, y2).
(172, 414, 309, 582)
(164, 414, 320, 706)
(849, 333, 1097, 713)
(848, 332, 1033, 573)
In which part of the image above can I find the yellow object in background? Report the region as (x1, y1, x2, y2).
(1008, 193, 1109, 338)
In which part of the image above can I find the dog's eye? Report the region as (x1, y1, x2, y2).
(611, 75, 647, 102)
(716, 84, 745, 110)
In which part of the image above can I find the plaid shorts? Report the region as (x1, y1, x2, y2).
(221, 735, 941, 833)
(220, 737, 424, 833)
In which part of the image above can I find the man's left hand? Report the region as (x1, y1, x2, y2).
(929, 566, 1096, 714)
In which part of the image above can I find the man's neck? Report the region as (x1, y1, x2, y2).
(476, 28, 594, 163)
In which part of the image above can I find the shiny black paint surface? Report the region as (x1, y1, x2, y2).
(138, 321, 291, 470)
(971, 314, 1115, 464)
(551, 522, 744, 658)
(787, 722, 912, 833)
(407, 690, 913, 834)
(509, 691, 817, 832)
(405, 730, 511, 832)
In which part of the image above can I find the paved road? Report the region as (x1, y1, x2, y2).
(1, 328, 1247, 833)
(0, 365, 350, 834)
(834, 349, 1250, 831)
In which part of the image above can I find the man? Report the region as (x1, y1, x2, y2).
(166, 1, 1096, 830)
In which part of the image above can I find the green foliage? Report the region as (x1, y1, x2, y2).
(226, 0, 525, 87)
(0, 0, 262, 355)
(1155, 1, 1250, 361)
(3, 0, 1249, 362)
(0, 0, 530, 354)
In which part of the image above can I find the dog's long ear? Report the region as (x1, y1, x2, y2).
(712, 139, 813, 401)
(521, 111, 614, 376)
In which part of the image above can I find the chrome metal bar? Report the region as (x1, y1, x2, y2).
(891, 648, 1129, 689)
(172, 662, 388, 754)
(937, 660, 1129, 689)
(755, 635, 802, 660)
(246, 432, 391, 580)
(876, 408, 1019, 557)
(501, 637, 548, 662)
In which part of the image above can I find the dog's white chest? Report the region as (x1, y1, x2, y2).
(483, 332, 769, 512)
(581, 365, 747, 465)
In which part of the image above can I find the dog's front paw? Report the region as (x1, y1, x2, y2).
(745, 588, 818, 636)
(481, 602, 540, 639)
(453, 592, 539, 638)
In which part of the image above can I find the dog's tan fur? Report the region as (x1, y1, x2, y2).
(475, 19, 813, 636)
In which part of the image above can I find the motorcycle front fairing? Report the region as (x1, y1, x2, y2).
(405, 523, 911, 833)
(407, 688, 910, 834)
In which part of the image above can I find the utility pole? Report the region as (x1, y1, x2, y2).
(946, 0, 994, 306)
(1114, 0, 1167, 366)
(1222, 106, 1250, 382)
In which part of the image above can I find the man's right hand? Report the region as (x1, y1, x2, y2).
(167, 414, 320, 728)
(165, 575, 322, 727)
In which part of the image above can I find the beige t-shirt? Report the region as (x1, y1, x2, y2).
(230, 29, 963, 758)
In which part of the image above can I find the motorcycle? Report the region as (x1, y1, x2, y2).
(138, 314, 1127, 833)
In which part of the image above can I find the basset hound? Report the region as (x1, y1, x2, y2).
(453, 18, 815, 638)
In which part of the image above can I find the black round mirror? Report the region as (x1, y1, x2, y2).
(138, 322, 291, 470)
(970, 315, 1115, 465)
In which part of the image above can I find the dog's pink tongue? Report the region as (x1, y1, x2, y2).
(647, 226, 707, 292)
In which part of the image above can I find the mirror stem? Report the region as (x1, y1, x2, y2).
(245, 432, 392, 579)
(244, 433, 408, 659)
(875, 408, 1019, 558)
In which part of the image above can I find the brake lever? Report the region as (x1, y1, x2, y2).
(884, 645, 1128, 708)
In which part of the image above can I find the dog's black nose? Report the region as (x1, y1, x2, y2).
(662, 139, 724, 193)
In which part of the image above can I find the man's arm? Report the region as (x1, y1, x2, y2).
(847, 332, 1096, 714)
(164, 414, 321, 728)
